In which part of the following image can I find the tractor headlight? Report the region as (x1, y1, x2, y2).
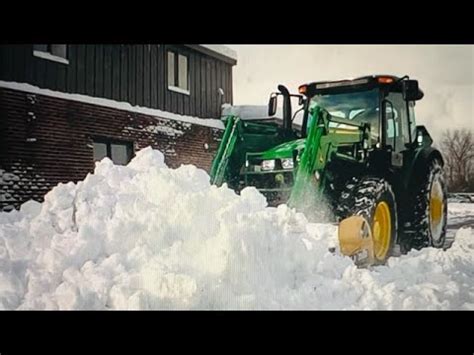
(261, 159, 275, 171)
(281, 158, 294, 170)
(314, 171, 320, 180)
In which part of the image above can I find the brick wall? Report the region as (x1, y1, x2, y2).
(0, 87, 223, 211)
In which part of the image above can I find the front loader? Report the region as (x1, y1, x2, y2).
(210, 75, 448, 266)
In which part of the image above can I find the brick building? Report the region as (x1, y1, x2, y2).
(0, 44, 237, 211)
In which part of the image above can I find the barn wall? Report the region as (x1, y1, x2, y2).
(0, 87, 223, 211)
(0, 44, 234, 119)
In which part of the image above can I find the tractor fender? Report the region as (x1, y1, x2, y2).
(405, 146, 444, 190)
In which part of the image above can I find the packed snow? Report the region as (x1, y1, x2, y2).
(0, 148, 473, 310)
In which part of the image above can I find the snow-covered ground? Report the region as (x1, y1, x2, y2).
(446, 202, 474, 248)
(0, 148, 473, 310)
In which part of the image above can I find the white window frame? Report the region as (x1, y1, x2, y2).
(33, 45, 69, 65)
(168, 85, 190, 95)
(167, 50, 190, 95)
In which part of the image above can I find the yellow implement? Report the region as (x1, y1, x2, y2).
(338, 215, 375, 267)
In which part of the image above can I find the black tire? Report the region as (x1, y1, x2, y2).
(403, 159, 447, 251)
(336, 176, 398, 264)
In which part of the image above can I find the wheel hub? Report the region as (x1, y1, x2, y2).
(429, 179, 445, 242)
(373, 201, 391, 260)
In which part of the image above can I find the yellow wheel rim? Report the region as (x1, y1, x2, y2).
(372, 201, 391, 260)
(429, 180, 444, 241)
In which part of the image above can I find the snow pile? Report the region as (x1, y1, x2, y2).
(0, 147, 473, 310)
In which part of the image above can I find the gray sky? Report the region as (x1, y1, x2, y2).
(227, 45, 473, 141)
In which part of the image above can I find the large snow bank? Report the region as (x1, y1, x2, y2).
(0, 148, 473, 310)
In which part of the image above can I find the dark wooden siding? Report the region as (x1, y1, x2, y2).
(0, 44, 234, 119)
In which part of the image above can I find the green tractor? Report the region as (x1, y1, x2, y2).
(210, 75, 447, 266)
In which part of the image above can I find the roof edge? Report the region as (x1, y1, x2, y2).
(186, 45, 237, 65)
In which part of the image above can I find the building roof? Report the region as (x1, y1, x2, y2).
(200, 45, 238, 61)
(186, 45, 238, 65)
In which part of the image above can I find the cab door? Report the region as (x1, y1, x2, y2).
(384, 92, 411, 167)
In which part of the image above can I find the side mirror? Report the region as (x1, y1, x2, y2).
(417, 131, 423, 145)
(415, 125, 433, 147)
(298, 95, 305, 106)
(268, 93, 278, 116)
(402, 80, 423, 101)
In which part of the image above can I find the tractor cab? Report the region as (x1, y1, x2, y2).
(293, 76, 426, 157)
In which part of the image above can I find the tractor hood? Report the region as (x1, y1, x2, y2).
(260, 138, 306, 160)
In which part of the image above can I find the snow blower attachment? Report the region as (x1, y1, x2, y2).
(210, 75, 448, 267)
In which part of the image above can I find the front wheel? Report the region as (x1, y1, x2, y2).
(337, 176, 398, 264)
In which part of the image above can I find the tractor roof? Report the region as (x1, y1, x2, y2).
(308, 75, 400, 88)
(299, 75, 423, 98)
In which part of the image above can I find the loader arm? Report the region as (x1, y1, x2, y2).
(287, 106, 327, 209)
(210, 116, 242, 186)
(288, 105, 370, 210)
(210, 115, 292, 189)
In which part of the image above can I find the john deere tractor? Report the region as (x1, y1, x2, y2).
(210, 75, 447, 266)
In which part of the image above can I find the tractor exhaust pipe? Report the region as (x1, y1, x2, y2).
(278, 85, 292, 131)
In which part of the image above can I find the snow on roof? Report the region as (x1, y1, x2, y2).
(221, 104, 303, 129)
(221, 105, 277, 120)
(199, 45, 238, 61)
(0, 81, 225, 130)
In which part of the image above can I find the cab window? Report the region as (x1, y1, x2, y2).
(385, 92, 410, 150)
(408, 101, 417, 143)
(310, 88, 380, 145)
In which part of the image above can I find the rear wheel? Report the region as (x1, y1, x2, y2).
(337, 176, 397, 264)
(403, 159, 447, 251)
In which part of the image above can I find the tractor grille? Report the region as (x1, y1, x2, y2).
(241, 170, 295, 206)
